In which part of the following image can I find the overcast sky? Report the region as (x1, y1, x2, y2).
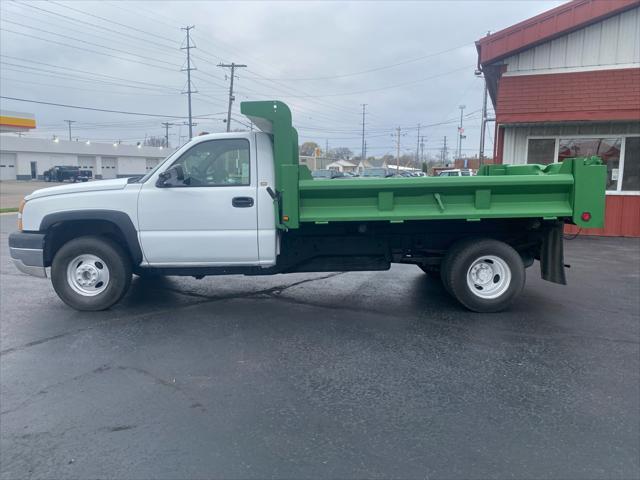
(0, 0, 564, 159)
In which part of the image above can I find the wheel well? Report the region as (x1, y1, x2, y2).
(44, 220, 133, 267)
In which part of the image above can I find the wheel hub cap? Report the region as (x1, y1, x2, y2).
(66, 254, 110, 296)
(466, 255, 512, 300)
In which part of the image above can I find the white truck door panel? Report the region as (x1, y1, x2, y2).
(137, 136, 259, 265)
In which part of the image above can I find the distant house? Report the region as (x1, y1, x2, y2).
(357, 157, 388, 173)
(326, 159, 358, 172)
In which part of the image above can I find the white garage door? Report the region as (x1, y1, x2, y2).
(78, 155, 97, 175)
(101, 157, 117, 179)
(0, 152, 17, 181)
(145, 158, 159, 171)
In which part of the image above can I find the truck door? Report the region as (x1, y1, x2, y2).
(137, 136, 259, 265)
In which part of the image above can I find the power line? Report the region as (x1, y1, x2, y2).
(7, 1, 181, 52)
(0, 28, 179, 72)
(0, 55, 182, 91)
(242, 42, 474, 81)
(0, 96, 198, 119)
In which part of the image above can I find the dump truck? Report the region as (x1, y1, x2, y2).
(9, 101, 606, 312)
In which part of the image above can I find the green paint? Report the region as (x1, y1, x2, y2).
(378, 191, 394, 211)
(474, 189, 491, 209)
(241, 101, 606, 230)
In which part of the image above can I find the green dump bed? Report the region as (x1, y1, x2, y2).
(241, 100, 607, 231)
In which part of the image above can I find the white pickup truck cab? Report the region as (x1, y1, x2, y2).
(10, 131, 279, 310)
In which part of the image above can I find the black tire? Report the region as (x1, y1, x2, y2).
(440, 238, 477, 296)
(444, 239, 525, 313)
(51, 236, 132, 311)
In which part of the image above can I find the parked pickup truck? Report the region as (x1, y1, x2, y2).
(9, 101, 606, 312)
(43, 165, 92, 183)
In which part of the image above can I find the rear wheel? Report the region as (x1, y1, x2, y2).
(443, 239, 525, 312)
(51, 236, 132, 311)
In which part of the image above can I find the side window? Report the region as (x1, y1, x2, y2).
(171, 138, 250, 187)
(527, 138, 556, 164)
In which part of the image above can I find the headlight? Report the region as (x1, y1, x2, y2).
(17, 198, 26, 231)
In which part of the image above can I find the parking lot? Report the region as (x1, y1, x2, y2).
(0, 181, 51, 210)
(1, 212, 638, 479)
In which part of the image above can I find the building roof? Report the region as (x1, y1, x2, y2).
(476, 0, 640, 67)
(0, 135, 171, 158)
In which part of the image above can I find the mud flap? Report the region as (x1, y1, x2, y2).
(540, 221, 567, 285)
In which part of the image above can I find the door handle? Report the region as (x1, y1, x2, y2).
(232, 196, 254, 208)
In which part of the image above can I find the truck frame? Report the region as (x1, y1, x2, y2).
(9, 101, 606, 313)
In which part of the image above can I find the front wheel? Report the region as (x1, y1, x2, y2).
(51, 236, 132, 311)
(443, 239, 525, 313)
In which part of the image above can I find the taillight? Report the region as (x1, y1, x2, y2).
(581, 212, 591, 222)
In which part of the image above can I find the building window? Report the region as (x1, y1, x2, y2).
(622, 137, 639, 192)
(558, 137, 622, 190)
(527, 138, 556, 164)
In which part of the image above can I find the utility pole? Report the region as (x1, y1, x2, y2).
(218, 62, 247, 132)
(457, 105, 466, 163)
(441, 136, 448, 165)
(420, 136, 425, 164)
(360, 104, 367, 164)
(181, 25, 197, 140)
(395, 126, 402, 173)
(415, 123, 421, 165)
(161, 122, 175, 148)
(64, 120, 75, 141)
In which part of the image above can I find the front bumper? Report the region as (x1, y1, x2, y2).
(8, 231, 47, 278)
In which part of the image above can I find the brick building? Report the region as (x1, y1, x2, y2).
(476, 0, 640, 236)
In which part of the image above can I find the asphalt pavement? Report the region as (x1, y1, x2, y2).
(1, 213, 639, 479)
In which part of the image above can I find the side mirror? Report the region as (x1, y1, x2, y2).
(156, 164, 185, 187)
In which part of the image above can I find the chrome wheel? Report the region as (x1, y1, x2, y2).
(66, 254, 110, 296)
(466, 255, 511, 299)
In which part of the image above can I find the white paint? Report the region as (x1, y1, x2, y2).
(503, 7, 640, 74)
(137, 132, 276, 266)
(503, 63, 640, 77)
(101, 157, 117, 179)
(18, 131, 278, 268)
(25, 178, 129, 201)
(0, 152, 16, 180)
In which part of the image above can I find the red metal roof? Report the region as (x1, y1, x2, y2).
(476, 0, 640, 66)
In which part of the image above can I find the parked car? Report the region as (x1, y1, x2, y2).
(312, 169, 344, 179)
(362, 168, 394, 178)
(437, 169, 475, 177)
(43, 166, 92, 183)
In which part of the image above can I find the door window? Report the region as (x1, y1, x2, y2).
(558, 137, 622, 191)
(171, 138, 250, 187)
(622, 137, 639, 192)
